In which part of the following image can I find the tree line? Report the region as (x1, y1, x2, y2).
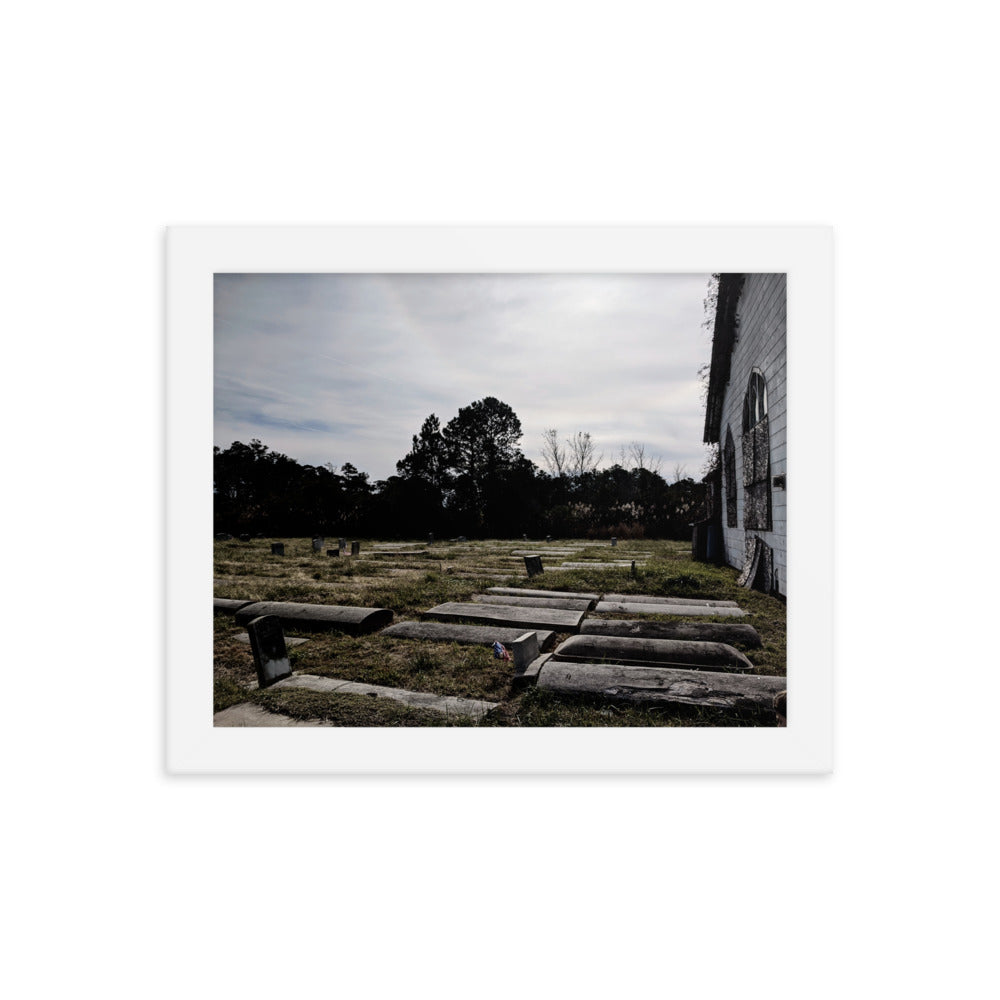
(214, 396, 704, 539)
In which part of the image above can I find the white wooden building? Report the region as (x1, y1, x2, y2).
(702, 274, 787, 595)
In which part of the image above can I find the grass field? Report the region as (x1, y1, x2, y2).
(214, 536, 786, 727)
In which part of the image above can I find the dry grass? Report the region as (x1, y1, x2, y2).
(214, 536, 786, 726)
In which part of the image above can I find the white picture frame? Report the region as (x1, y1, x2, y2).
(167, 225, 833, 774)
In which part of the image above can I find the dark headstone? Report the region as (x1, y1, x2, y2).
(271, 542, 285, 555)
(312, 536, 324, 553)
(428, 532, 434, 544)
(247, 615, 292, 688)
(631, 560, 637, 579)
(545, 535, 552, 542)
(524, 555, 543, 578)
(351, 540, 360, 556)
(338, 537, 347, 552)
(239, 533, 250, 542)
(327, 548, 339, 557)
(611, 536, 617, 547)
(457, 535, 467, 542)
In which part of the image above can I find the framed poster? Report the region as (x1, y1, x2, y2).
(167, 225, 833, 773)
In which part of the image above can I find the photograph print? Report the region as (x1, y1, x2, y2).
(212, 270, 788, 730)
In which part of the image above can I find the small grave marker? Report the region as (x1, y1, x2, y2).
(524, 555, 543, 578)
(510, 631, 540, 671)
(351, 540, 360, 556)
(611, 536, 617, 547)
(428, 532, 434, 544)
(239, 533, 251, 542)
(271, 542, 284, 555)
(338, 537, 347, 552)
(327, 548, 339, 557)
(247, 615, 293, 688)
(312, 536, 324, 553)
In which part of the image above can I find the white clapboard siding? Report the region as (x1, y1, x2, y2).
(719, 274, 787, 595)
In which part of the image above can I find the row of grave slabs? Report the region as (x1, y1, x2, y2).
(214, 570, 785, 724)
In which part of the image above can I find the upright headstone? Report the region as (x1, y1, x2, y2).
(457, 535, 467, 542)
(327, 548, 339, 557)
(510, 631, 540, 671)
(247, 615, 292, 688)
(611, 536, 617, 547)
(312, 536, 324, 553)
(524, 555, 544, 578)
(631, 560, 637, 579)
(338, 537, 347, 553)
(351, 540, 360, 556)
(545, 535, 552, 543)
(240, 533, 251, 542)
(271, 542, 285, 556)
(428, 532, 434, 544)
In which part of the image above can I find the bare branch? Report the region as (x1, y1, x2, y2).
(566, 431, 602, 477)
(540, 428, 567, 476)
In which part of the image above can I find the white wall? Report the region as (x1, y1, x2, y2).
(719, 274, 787, 593)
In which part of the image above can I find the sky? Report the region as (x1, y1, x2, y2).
(214, 273, 714, 483)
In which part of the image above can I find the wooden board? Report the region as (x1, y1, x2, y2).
(423, 602, 585, 632)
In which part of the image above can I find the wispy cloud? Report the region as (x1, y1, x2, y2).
(214, 273, 713, 480)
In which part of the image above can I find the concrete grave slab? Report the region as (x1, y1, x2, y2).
(512, 653, 551, 689)
(471, 593, 594, 612)
(214, 598, 255, 615)
(594, 601, 748, 618)
(214, 703, 325, 727)
(560, 562, 645, 569)
(236, 633, 310, 646)
(510, 549, 580, 556)
(271, 674, 497, 719)
(536, 662, 785, 713)
(382, 620, 556, 649)
(604, 593, 739, 608)
(487, 587, 601, 601)
(234, 601, 393, 634)
(551, 634, 754, 672)
(423, 602, 585, 633)
(580, 619, 763, 647)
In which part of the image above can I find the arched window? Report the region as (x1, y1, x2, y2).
(741, 369, 772, 531)
(723, 427, 737, 528)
